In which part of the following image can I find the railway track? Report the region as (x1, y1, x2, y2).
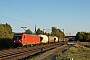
(39, 45, 71, 60)
(0, 42, 63, 60)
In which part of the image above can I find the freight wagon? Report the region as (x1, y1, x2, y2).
(48, 36, 58, 43)
(38, 35, 48, 43)
(58, 38, 69, 42)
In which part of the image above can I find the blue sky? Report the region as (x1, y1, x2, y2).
(0, 0, 90, 36)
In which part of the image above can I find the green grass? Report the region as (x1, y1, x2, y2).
(56, 45, 90, 60)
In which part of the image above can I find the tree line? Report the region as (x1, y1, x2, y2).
(25, 27, 65, 38)
(76, 32, 90, 42)
(0, 23, 13, 38)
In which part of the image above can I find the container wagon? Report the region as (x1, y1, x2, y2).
(48, 36, 58, 43)
(38, 35, 48, 43)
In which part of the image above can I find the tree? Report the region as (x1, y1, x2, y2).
(25, 29, 32, 34)
(76, 32, 90, 42)
(44, 32, 51, 36)
(51, 27, 65, 37)
(36, 28, 44, 35)
(85, 33, 90, 42)
(0, 23, 13, 38)
(76, 32, 82, 40)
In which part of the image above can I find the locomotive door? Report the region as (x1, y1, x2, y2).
(23, 35, 27, 45)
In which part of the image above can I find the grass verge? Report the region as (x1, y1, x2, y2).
(56, 45, 90, 60)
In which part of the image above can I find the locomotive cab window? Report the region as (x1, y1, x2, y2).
(13, 35, 22, 40)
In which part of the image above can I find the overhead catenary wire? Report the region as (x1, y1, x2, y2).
(0, 1, 42, 30)
(0, 0, 52, 33)
(3, 0, 29, 17)
(0, 15, 34, 30)
(2, 0, 50, 28)
(0, 15, 25, 27)
(0, 15, 26, 25)
(0, 2, 25, 16)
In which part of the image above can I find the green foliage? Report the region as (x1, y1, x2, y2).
(35, 27, 65, 37)
(68, 46, 78, 53)
(0, 23, 13, 38)
(44, 32, 51, 36)
(51, 27, 65, 37)
(57, 45, 90, 60)
(76, 32, 90, 42)
(25, 29, 32, 34)
(83, 47, 90, 52)
(36, 28, 44, 35)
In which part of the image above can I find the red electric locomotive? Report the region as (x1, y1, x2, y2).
(13, 33, 41, 46)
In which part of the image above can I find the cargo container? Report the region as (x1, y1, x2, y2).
(38, 35, 48, 43)
(48, 36, 58, 43)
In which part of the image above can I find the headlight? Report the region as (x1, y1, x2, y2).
(14, 41, 15, 42)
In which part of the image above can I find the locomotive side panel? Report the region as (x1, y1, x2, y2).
(27, 35, 40, 44)
(22, 34, 40, 45)
(22, 34, 26, 44)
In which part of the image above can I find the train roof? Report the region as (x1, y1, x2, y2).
(27, 34, 38, 36)
(14, 33, 37, 36)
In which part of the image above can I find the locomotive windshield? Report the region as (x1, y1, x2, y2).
(13, 35, 22, 40)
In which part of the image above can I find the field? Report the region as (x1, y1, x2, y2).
(56, 43, 90, 60)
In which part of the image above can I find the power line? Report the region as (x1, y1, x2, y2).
(0, 15, 23, 23)
(0, 15, 34, 29)
(0, 1, 34, 27)
(0, 14, 43, 33)
(0, 0, 51, 32)
(3, 0, 29, 16)
(0, 2, 25, 16)
(3, 0, 50, 28)
(0, 1, 40, 28)
(0, 15, 23, 27)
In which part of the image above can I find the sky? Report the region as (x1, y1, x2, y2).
(0, 0, 90, 36)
